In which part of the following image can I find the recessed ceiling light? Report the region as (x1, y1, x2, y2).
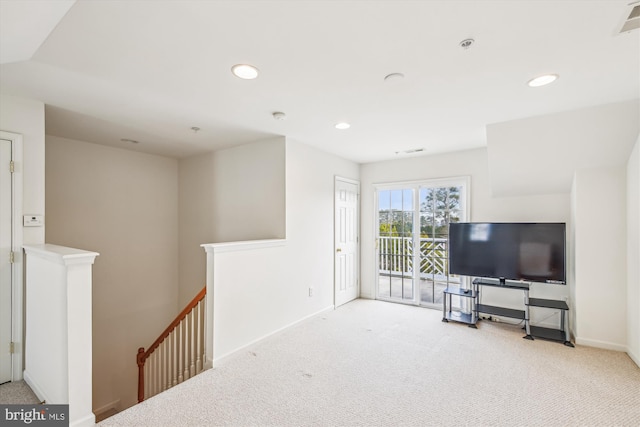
(231, 64, 259, 79)
(335, 122, 350, 130)
(272, 112, 286, 120)
(527, 74, 558, 87)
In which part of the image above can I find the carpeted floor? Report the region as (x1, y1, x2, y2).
(0, 380, 40, 404)
(99, 299, 640, 426)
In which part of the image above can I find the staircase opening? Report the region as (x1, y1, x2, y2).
(136, 286, 207, 402)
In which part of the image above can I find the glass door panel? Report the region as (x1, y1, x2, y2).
(419, 185, 463, 307)
(378, 189, 415, 302)
(376, 179, 468, 309)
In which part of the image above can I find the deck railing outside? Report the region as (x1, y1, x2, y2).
(379, 236, 458, 283)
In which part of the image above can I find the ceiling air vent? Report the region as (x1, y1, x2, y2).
(619, 3, 640, 33)
(395, 148, 425, 155)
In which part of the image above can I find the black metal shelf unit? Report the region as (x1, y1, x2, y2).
(472, 278, 573, 346)
(442, 286, 477, 327)
(473, 278, 530, 324)
(527, 297, 574, 347)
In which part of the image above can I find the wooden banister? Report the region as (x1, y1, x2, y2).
(137, 286, 206, 402)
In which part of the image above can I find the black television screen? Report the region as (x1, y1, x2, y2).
(448, 222, 566, 284)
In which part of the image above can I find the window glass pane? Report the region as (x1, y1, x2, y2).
(390, 190, 403, 212)
(403, 189, 413, 211)
(378, 190, 390, 210)
(419, 188, 434, 213)
(433, 187, 448, 211)
(420, 212, 434, 238)
(448, 210, 462, 225)
(446, 186, 462, 211)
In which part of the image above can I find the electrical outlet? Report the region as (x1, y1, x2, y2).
(308, 287, 313, 297)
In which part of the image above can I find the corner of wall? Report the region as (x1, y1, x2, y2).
(627, 135, 640, 366)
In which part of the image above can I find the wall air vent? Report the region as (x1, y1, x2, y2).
(619, 3, 640, 33)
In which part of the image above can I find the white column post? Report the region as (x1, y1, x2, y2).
(23, 244, 99, 427)
(202, 245, 215, 370)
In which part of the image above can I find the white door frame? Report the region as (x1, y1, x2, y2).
(1, 131, 24, 381)
(334, 176, 360, 307)
(373, 177, 471, 307)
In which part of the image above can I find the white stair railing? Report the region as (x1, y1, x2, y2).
(137, 287, 206, 403)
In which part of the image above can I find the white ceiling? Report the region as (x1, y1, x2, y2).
(1, 0, 638, 163)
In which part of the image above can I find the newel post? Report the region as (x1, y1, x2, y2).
(137, 347, 146, 403)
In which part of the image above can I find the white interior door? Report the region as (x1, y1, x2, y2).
(335, 177, 359, 307)
(0, 138, 13, 384)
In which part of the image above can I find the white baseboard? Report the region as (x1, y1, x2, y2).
(626, 346, 640, 368)
(213, 305, 334, 366)
(70, 412, 96, 427)
(23, 370, 47, 403)
(575, 336, 627, 352)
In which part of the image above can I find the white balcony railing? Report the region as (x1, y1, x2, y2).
(379, 236, 458, 283)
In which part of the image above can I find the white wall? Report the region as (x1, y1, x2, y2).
(0, 94, 45, 380)
(627, 137, 640, 365)
(360, 148, 570, 316)
(178, 137, 286, 307)
(212, 137, 286, 242)
(487, 100, 639, 197)
(178, 152, 215, 307)
(45, 136, 179, 413)
(202, 139, 358, 361)
(0, 94, 45, 245)
(285, 139, 359, 311)
(572, 165, 627, 351)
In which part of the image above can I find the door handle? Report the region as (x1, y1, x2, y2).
(336, 248, 342, 252)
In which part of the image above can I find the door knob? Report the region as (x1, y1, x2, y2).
(336, 248, 342, 252)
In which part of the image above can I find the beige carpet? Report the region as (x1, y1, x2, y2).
(100, 299, 640, 426)
(0, 380, 40, 404)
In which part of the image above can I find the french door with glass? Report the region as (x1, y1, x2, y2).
(376, 177, 469, 308)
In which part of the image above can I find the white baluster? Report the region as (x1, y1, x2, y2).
(159, 342, 163, 394)
(172, 329, 178, 386)
(167, 338, 171, 390)
(163, 338, 168, 391)
(190, 310, 196, 376)
(144, 358, 149, 399)
(183, 316, 190, 380)
(150, 352, 155, 397)
(150, 352, 154, 397)
(155, 350, 159, 397)
(201, 298, 206, 372)
(196, 301, 202, 373)
(178, 321, 184, 384)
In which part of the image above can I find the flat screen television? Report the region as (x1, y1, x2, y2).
(448, 222, 566, 284)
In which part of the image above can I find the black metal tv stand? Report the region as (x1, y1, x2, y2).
(527, 298, 574, 347)
(473, 278, 530, 333)
(472, 278, 573, 347)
